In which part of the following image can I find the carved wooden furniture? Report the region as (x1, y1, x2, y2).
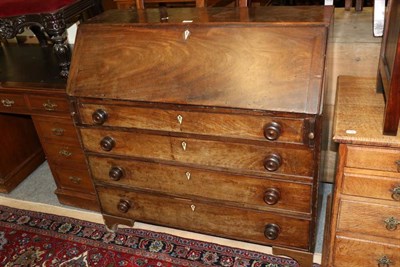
(0, 0, 102, 78)
(67, 7, 333, 266)
(0, 44, 99, 211)
(376, 0, 400, 135)
(324, 76, 400, 266)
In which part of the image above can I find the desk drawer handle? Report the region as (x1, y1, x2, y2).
(264, 188, 281, 205)
(100, 136, 115, 151)
(117, 199, 131, 213)
(1, 99, 14, 107)
(59, 149, 72, 157)
(264, 153, 282, 172)
(264, 122, 282, 141)
(109, 166, 124, 181)
(68, 176, 81, 184)
(378, 256, 393, 267)
(51, 128, 65, 136)
(43, 100, 58, 111)
(384, 217, 399, 231)
(264, 223, 280, 240)
(392, 186, 400, 201)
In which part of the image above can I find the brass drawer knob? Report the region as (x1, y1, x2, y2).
(43, 100, 58, 111)
(378, 256, 393, 267)
(264, 188, 281, 205)
(1, 99, 14, 107)
(264, 223, 280, 240)
(109, 166, 125, 181)
(264, 153, 282, 172)
(100, 136, 115, 151)
(384, 217, 399, 231)
(117, 199, 131, 213)
(264, 122, 282, 141)
(92, 109, 108, 125)
(392, 186, 400, 201)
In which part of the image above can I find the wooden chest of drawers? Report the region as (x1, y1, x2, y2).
(67, 6, 333, 265)
(323, 76, 400, 266)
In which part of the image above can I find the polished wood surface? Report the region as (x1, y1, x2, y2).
(0, 113, 45, 192)
(0, 44, 99, 210)
(69, 7, 333, 266)
(68, 6, 333, 115)
(324, 76, 400, 267)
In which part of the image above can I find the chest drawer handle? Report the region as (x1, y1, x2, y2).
(109, 166, 125, 181)
(264, 188, 281, 205)
(68, 176, 81, 184)
(117, 199, 131, 213)
(100, 136, 115, 151)
(264, 122, 282, 141)
(384, 217, 399, 231)
(92, 109, 108, 125)
(1, 99, 15, 107)
(392, 186, 400, 201)
(43, 100, 58, 111)
(51, 128, 65, 136)
(378, 256, 393, 267)
(264, 153, 282, 172)
(264, 223, 280, 240)
(59, 149, 72, 157)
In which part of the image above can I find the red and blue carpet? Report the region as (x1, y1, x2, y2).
(0, 205, 319, 267)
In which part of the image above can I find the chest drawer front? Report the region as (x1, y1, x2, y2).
(52, 166, 95, 193)
(0, 93, 28, 113)
(342, 170, 400, 201)
(89, 156, 312, 213)
(28, 95, 70, 114)
(346, 146, 400, 173)
(97, 186, 311, 249)
(33, 117, 80, 145)
(80, 129, 314, 177)
(78, 103, 305, 144)
(333, 236, 400, 267)
(42, 143, 86, 167)
(337, 200, 400, 240)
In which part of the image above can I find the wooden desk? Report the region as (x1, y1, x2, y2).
(323, 76, 400, 266)
(0, 44, 99, 211)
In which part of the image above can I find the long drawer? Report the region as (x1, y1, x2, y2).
(0, 93, 28, 113)
(97, 186, 311, 250)
(88, 156, 312, 214)
(80, 128, 314, 177)
(333, 236, 400, 267)
(77, 103, 306, 145)
(346, 145, 400, 173)
(337, 199, 400, 240)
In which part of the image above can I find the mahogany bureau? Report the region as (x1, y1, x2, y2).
(67, 6, 333, 266)
(323, 76, 400, 266)
(0, 45, 99, 211)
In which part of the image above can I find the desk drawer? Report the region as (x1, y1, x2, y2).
(80, 128, 314, 177)
(52, 166, 95, 194)
(346, 146, 400, 173)
(78, 103, 306, 145)
(97, 186, 311, 249)
(342, 169, 400, 201)
(0, 93, 28, 113)
(337, 200, 400, 240)
(43, 143, 86, 167)
(28, 95, 70, 114)
(33, 116, 80, 145)
(333, 236, 400, 267)
(88, 156, 312, 213)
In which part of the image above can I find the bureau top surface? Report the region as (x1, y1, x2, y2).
(333, 76, 400, 147)
(67, 6, 333, 114)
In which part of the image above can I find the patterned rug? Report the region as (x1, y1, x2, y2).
(0, 205, 318, 267)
